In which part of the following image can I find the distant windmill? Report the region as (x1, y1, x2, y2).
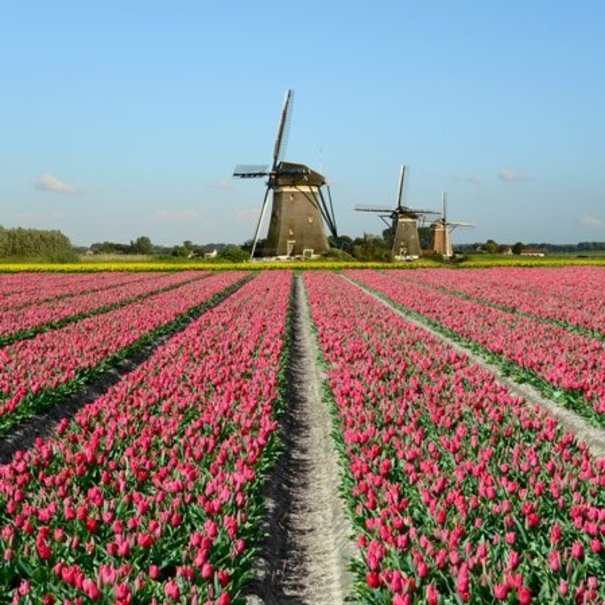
(233, 89, 338, 259)
(430, 192, 474, 258)
(355, 165, 439, 259)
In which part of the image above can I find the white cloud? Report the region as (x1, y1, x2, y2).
(146, 209, 203, 223)
(498, 168, 528, 183)
(207, 179, 233, 190)
(579, 214, 604, 228)
(33, 172, 80, 195)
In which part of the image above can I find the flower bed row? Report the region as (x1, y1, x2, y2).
(305, 271, 605, 604)
(0, 270, 292, 603)
(0, 272, 206, 345)
(0, 272, 247, 435)
(0, 272, 152, 311)
(398, 267, 605, 337)
(346, 270, 605, 425)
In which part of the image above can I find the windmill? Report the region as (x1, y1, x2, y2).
(355, 165, 439, 259)
(233, 89, 338, 259)
(429, 192, 474, 258)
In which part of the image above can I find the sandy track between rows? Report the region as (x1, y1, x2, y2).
(245, 275, 355, 605)
(345, 275, 605, 460)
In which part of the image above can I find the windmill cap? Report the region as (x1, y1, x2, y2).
(274, 161, 325, 186)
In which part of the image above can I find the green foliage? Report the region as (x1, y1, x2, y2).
(484, 239, 499, 254)
(381, 227, 394, 249)
(352, 234, 394, 262)
(418, 226, 432, 250)
(512, 241, 525, 255)
(90, 241, 132, 255)
(0, 225, 78, 263)
(171, 245, 191, 257)
(328, 234, 354, 254)
(218, 245, 249, 263)
(322, 247, 354, 261)
(130, 235, 154, 255)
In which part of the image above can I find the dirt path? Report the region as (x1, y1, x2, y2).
(244, 275, 356, 605)
(346, 276, 605, 460)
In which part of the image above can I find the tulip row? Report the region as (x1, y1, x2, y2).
(304, 271, 605, 604)
(398, 267, 605, 337)
(0, 272, 152, 311)
(0, 270, 292, 603)
(346, 270, 605, 425)
(0, 272, 247, 434)
(0, 271, 206, 345)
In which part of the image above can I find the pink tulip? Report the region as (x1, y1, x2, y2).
(164, 580, 180, 600)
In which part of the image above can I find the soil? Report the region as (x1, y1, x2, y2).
(244, 275, 356, 605)
(346, 276, 605, 460)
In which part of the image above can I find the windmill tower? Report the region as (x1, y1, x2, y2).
(355, 165, 438, 259)
(430, 192, 474, 258)
(233, 90, 338, 259)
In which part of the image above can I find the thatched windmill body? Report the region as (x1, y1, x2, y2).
(233, 90, 338, 259)
(430, 192, 474, 258)
(355, 165, 438, 259)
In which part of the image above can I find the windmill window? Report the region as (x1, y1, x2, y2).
(289, 194, 294, 201)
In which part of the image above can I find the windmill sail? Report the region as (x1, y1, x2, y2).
(273, 89, 294, 168)
(355, 205, 396, 214)
(233, 164, 270, 178)
(396, 165, 406, 209)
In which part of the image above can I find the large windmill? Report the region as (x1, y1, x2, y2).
(233, 89, 338, 259)
(355, 165, 438, 259)
(429, 192, 474, 258)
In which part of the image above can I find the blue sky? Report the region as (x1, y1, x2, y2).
(1, 1, 604, 246)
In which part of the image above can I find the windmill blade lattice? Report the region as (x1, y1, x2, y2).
(273, 89, 294, 169)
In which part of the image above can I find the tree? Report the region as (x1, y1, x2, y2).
(418, 226, 432, 251)
(241, 238, 267, 258)
(130, 236, 153, 255)
(0, 226, 77, 262)
(512, 242, 525, 255)
(382, 227, 394, 249)
(484, 239, 499, 254)
(329, 234, 354, 254)
(91, 241, 131, 254)
(352, 234, 393, 262)
(171, 245, 190, 257)
(218, 245, 249, 263)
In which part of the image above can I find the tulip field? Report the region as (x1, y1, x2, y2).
(0, 268, 604, 604)
(0, 272, 204, 345)
(306, 271, 604, 604)
(346, 269, 605, 425)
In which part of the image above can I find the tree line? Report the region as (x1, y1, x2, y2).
(456, 240, 605, 254)
(3, 225, 604, 263)
(0, 226, 77, 262)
